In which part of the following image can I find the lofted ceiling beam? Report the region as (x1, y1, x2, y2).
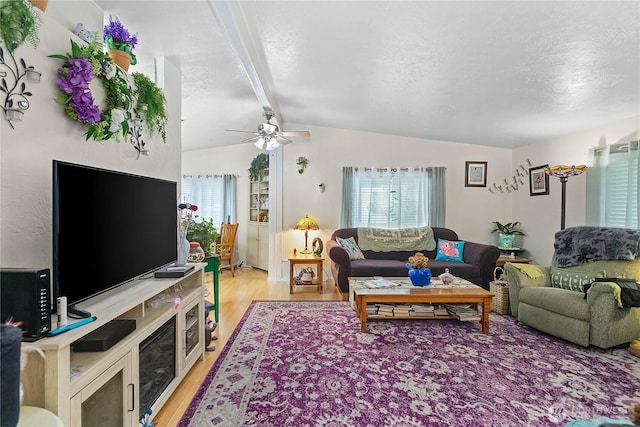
(207, 0, 281, 125)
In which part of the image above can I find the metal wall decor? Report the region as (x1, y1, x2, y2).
(1, 47, 41, 129)
(488, 158, 532, 194)
(129, 113, 148, 159)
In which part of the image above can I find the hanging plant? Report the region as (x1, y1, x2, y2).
(49, 40, 132, 141)
(248, 153, 269, 180)
(132, 72, 167, 142)
(0, 0, 40, 53)
(296, 156, 309, 174)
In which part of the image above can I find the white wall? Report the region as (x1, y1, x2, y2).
(0, 5, 182, 270)
(512, 114, 640, 265)
(183, 125, 514, 280)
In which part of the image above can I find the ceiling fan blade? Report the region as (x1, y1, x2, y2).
(226, 129, 259, 134)
(281, 131, 310, 137)
(277, 135, 293, 144)
(240, 135, 260, 143)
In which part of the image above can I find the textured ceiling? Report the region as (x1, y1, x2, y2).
(94, 1, 640, 152)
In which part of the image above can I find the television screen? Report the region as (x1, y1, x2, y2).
(53, 161, 177, 307)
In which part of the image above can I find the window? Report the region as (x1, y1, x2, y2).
(587, 141, 639, 229)
(181, 175, 225, 227)
(340, 167, 446, 228)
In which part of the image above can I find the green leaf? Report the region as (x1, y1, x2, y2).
(71, 40, 81, 58)
(48, 54, 68, 60)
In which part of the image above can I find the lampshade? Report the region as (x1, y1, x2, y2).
(294, 215, 319, 254)
(544, 164, 587, 178)
(294, 215, 319, 231)
(265, 137, 280, 151)
(254, 135, 281, 151)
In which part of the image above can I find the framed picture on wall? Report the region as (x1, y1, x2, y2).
(464, 161, 487, 187)
(529, 164, 549, 196)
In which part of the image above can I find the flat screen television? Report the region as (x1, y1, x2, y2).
(53, 160, 177, 311)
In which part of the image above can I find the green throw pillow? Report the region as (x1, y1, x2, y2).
(549, 267, 605, 292)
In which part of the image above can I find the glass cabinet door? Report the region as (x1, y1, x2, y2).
(70, 352, 135, 427)
(185, 303, 199, 357)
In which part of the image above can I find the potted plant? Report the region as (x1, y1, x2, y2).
(490, 221, 526, 249)
(103, 17, 137, 71)
(187, 216, 220, 255)
(132, 72, 167, 142)
(296, 156, 308, 174)
(0, 0, 41, 52)
(248, 153, 269, 181)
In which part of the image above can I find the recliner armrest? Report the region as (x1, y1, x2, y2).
(504, 263, 550, 317)
(587, 282, 623, 307)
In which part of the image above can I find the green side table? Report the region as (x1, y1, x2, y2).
(204, 254, 219, 323)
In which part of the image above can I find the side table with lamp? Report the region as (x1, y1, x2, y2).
(291, 215, 323, 293)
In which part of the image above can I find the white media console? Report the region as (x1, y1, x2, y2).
(22, 264, 206, 426)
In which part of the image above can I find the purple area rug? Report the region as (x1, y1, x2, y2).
(179, 301, 639, 426)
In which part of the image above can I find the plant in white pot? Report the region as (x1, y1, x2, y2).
(491, 221, 526, 249)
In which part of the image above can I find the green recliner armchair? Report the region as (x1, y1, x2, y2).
(505, 258, 640, 349)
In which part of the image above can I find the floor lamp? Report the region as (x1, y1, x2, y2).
(544, 165, 587, 230)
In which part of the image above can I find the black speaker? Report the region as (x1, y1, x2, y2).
(1, 268, 51, 341)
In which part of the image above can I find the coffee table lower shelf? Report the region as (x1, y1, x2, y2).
(354, 289, 493, 334)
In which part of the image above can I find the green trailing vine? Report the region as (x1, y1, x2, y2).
(132, 72, 167, 142)
(0, 0, 40, 52)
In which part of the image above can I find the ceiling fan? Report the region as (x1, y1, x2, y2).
(226, 111, 310, 150)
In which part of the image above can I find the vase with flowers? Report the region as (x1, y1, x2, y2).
(103, 17, 137, 71)
(405, 252, 431, 286)
(177, 202, 198, 265)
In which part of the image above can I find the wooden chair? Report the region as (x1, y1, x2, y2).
(217, 223, 239, 276)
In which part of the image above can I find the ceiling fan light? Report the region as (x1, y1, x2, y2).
(265, 138, 280, 151)
(254, 137, 266, 150)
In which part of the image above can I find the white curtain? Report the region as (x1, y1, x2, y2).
(181, 175, 226, 227)
(340, 167, 446, 228)
(586, 141, 639, 228)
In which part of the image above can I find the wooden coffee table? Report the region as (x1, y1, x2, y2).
(352, 279, 494, 334)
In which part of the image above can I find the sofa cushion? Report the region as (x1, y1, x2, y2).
(549, 266, 605, 292)
(350, 259, 407, 277)
(519, 287, 591, 321)
(337, 236, 365, 260)
(435, 238, 465, 263)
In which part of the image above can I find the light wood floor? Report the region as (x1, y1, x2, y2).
(153, 267, 342, 426)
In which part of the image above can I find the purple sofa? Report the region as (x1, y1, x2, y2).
(326, 227, 500, 296)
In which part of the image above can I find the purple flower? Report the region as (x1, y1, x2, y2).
(56, 74, 75, 94)
(55, 57, 101, 124)
(104, 18, 137, 47)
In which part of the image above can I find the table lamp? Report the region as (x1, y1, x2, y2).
(294, 215, 319, 254)
(544, 164, 587, 230)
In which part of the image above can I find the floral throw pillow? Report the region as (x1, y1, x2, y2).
(336, 237, 365, 260)
(435, 238, 465, 263)
(549, 267, 605, 292)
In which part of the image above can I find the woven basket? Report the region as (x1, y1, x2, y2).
(490, 280, 510, 315)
